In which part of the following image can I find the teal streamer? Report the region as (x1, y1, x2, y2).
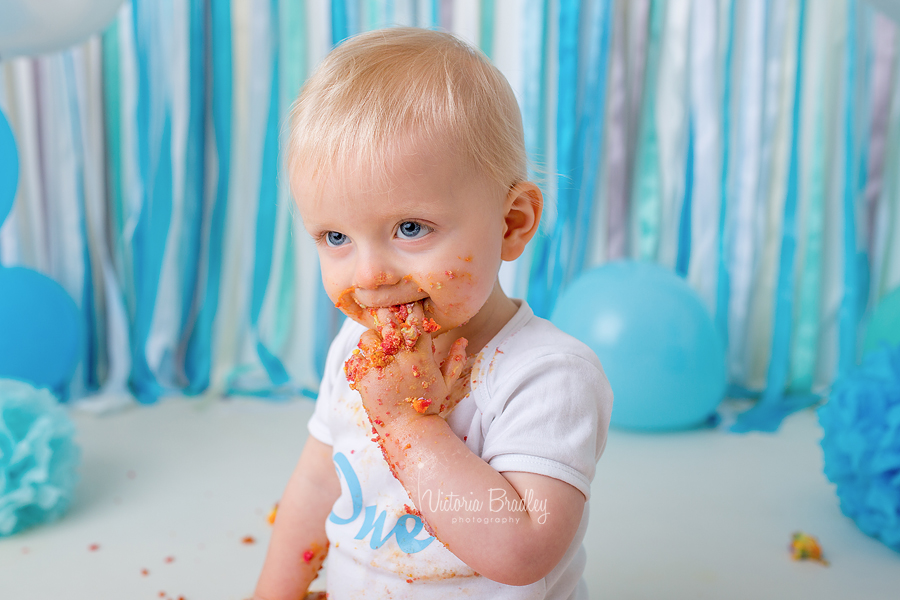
(266, 0, 305, 385)
(632, 0, 664, 261)
(101, 25, 125, 273)
(366, 0, 380, 31)
(838, 0, 862, 377)
(185, 0, 232, 394)
(280, 0, 307, 108)
(715, 0, 735, 344)
(252, 0, 289, 386)
(675, 116, 694, 278)
(480, 0, 495, 58)
(734, 0, 809, 432)
(130, 2, 172, 403)
(273, 0, 305, 358)
(790, 75, 826, 391)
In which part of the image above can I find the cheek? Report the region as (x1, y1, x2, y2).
(418, 259, 497, 326)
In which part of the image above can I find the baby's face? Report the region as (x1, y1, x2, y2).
(294, 142, 509, 336)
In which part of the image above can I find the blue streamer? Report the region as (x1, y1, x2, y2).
(527, 0, 578, 318)
(185, 0, 232, 394)
(838, 0, 860, 379)
(676, 116, 694, 278)
(518, 0, 548, 299)
(846, 2, 871, 367)
(62, 56, 98, 395)
(553, 0, 578, 290)
(715, 0, 736, 345)
(252, 0, 289, 386)
(332, 0, 349, 45)
(632, 0, 665, 262)
(130, 2, 173, 403)
(346, 0, 360, 35)
(733, 0, 809, 432)
(571, 0, 613, 278)
(854, 11, 873, 316)
(179, 0, 207, 343)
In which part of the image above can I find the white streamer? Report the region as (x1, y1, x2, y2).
(655, 0, 690, 269)
(687, 0, 721, 312)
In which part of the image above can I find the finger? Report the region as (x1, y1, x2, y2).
(357, 329, 382, 355)
(344, 349, 370, 390)
(400, 302, 425, 349)
(422, 298, 440, 334)
(371, 306, 396, 332)
(440, 337, 468, 389)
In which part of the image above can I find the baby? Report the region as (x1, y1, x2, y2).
(254, 27, 613, 600)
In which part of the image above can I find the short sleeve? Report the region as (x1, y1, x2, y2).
(477, 347, 613, 500)
(307, 318, 365, 446)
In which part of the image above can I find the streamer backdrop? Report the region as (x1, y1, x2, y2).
(0, 0, 898, 431)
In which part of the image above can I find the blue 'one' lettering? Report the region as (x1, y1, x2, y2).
(329, 452, 434, 553)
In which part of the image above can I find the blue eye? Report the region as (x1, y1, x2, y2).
(397, 221, 430, 240)
(325, 231, 349, 247)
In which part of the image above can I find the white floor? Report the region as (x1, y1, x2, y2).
(1, 397, 898, 600)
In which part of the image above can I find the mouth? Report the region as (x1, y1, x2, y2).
(335, 288, 433, 319)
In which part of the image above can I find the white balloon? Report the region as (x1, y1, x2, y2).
(0, 0, 125, 59)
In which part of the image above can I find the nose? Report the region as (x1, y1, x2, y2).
(353, 247, 399, 290)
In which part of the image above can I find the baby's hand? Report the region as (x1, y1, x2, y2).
(344, 302, 468, 421)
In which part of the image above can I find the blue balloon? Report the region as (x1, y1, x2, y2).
(0, 109, 18, 227)
(0, 267, 82, 390)
(551, 261, 726, 431)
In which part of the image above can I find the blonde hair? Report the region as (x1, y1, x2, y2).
(286, 27, 527, 194)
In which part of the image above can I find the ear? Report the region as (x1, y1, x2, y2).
(501, 182, 543, 261)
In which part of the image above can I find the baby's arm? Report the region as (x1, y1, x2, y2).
(254, 436, 339, 600)
(383, 413, 585, 585)
(350, 306, 586, 585)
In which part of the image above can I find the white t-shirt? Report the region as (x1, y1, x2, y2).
(308, 300, 613, 599)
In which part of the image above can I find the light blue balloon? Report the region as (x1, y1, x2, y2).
(0, 109, 18, 227)
(551, 261, 726, 431)
(0, 267, 82, 390)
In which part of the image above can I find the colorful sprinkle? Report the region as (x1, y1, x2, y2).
(790, 532, 828, 565)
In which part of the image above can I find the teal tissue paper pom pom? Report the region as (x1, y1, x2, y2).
(818, 344, 900, 552)
(0, 379, 80, 536)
